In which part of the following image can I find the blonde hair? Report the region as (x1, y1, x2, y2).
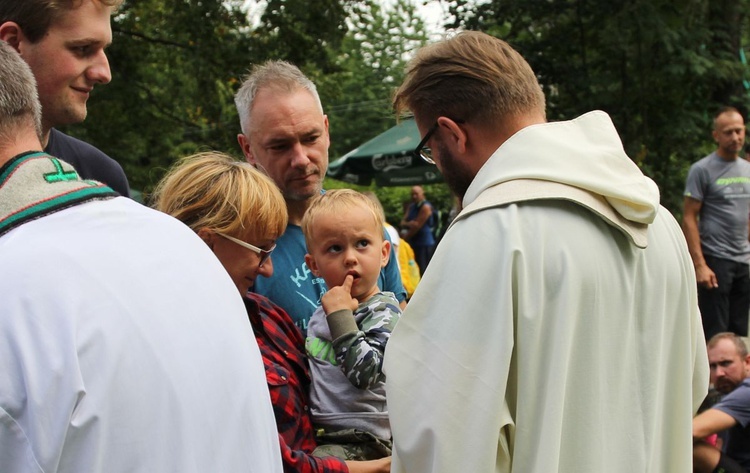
(151, 151, 287, 240)
(301, 189, 384, 249)
(393, 31, 545, 125)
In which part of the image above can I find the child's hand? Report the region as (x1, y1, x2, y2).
(321, 274, 358, 315)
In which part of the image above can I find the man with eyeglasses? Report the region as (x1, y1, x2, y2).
(383, 31, 708, 473)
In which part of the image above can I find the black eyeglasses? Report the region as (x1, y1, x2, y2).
(414, 122, 440, 165)
(413, 119, 465, 165)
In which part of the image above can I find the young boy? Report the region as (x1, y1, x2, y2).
(301, 189, 402, 461)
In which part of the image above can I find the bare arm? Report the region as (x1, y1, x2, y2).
(693, 408, 737, 439)
(400, 204, 432, 240)
(345, 457, 391, 473)
(682, 197, 718, 288)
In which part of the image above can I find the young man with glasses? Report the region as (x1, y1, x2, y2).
(384, 30, 708, 473)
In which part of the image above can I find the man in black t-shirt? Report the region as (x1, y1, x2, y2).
(0, 0, 130, 197)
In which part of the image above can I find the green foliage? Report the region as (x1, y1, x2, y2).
(69, 0, 356, 194)
(320, 0, 429, 159)
(64, 0, 750, 218)
(447, 0, 750, 214)
(68, 0, 256, 193)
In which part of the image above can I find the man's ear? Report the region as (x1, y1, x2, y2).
(381, 240, 391, 267)
(237, 133, 257, 166)
(0, 22, 25, 51)
(304, 253, 320, 277)
(437, 116, 469, 154)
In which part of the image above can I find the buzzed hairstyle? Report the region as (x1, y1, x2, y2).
(0, 0, 123, 43)
(234, 60, 322, 137)
(393, 30, 545, 126)
(301, 189, 385, 249)
(151, 151, 288, 241)
(0, 39, 41, 142)
(713, 106, 744, 129)
(708, 332, 749, 358)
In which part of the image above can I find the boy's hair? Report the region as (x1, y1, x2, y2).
(0, 0, 124, 43)
(151, 151, 287, 240)
(302, 189, 384, 249)
(361, 191, 387, 221)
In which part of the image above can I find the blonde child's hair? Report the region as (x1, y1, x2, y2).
(151, 151, 287, 240)
(301, 189, 384, 249)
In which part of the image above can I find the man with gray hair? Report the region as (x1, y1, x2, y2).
(384, 31, 708, 473)
(234, 60, 406, 334)
(0, 41, 282, 473)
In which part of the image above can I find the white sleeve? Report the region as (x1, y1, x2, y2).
(385, 212, 516, 473)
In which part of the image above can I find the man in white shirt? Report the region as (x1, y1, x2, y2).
(385, 30, 708, 473)
(0, 40, 281, 473)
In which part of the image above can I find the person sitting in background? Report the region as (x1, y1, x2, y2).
(694, 332, 750, 473)
(302, 190, 401, 460)
(151, 152, 391, 473)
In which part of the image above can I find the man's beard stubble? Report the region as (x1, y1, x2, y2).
(436, 141, 474, 201)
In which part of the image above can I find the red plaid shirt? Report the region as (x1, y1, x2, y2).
(245, 294, 348, 473)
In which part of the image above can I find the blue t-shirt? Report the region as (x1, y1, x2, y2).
(406, 200, 436, 247)
(252, 224, 406, 334)
(714, 378, 750, 470)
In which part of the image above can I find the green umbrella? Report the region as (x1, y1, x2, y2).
(327, 119, 443, 187)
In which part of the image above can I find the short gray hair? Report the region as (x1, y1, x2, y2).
(0, 40, 42, 142)
(234, 60, 322, 136)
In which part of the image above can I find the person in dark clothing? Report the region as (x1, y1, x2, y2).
(400, 185, 435, 275)
(0, 0, 130, 197)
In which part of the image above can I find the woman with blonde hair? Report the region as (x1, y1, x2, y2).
(151, 151, 286, 295)
(151, 151, 390, 473)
